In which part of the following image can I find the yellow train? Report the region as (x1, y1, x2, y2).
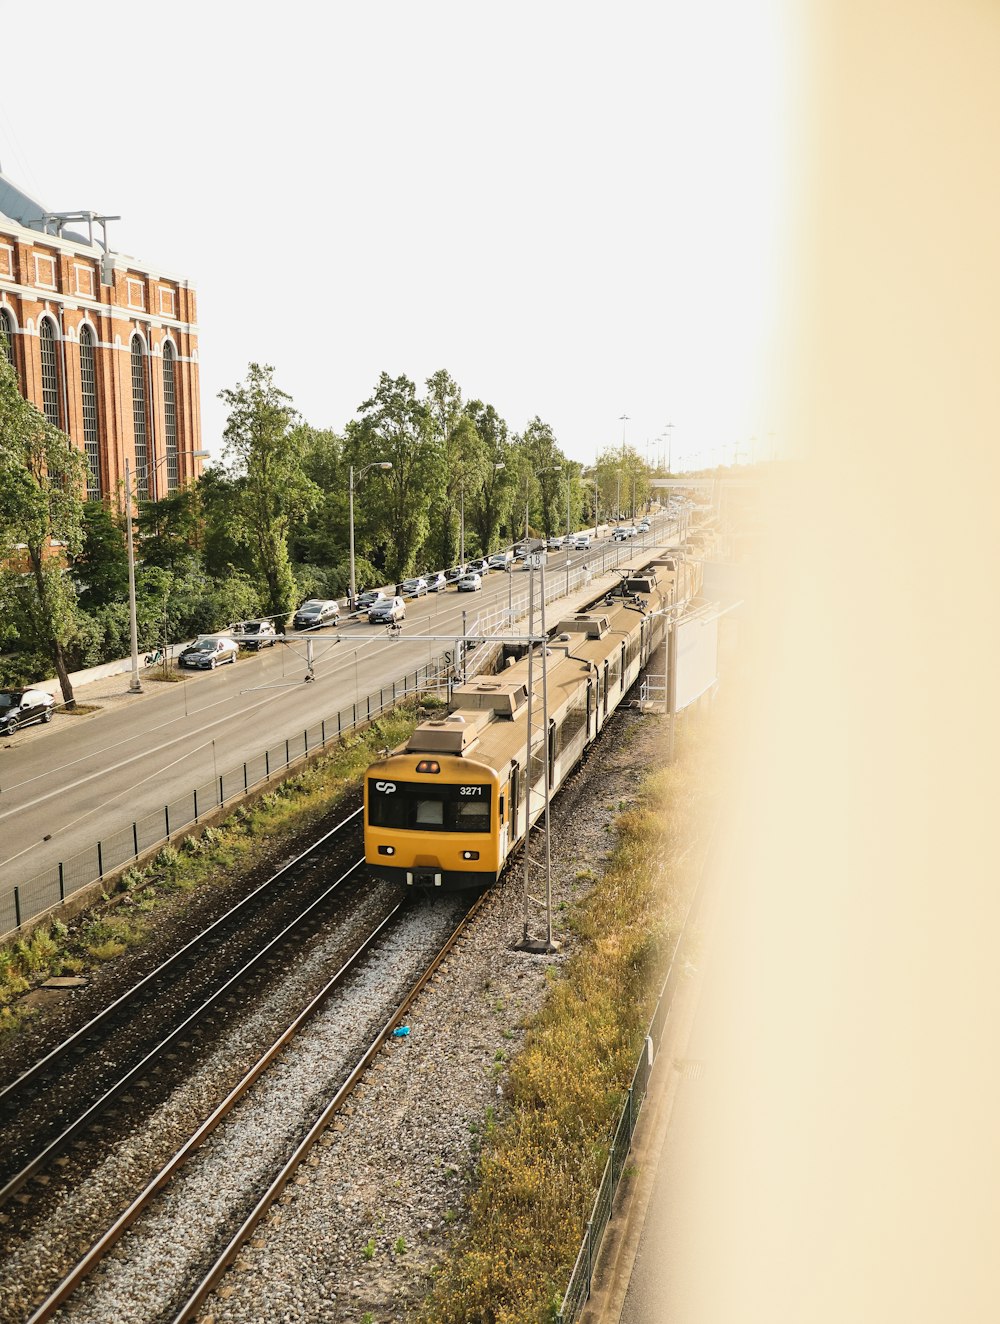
(364, 555, 700, 889)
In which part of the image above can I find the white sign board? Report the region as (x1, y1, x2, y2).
(675, 613, 719, 710)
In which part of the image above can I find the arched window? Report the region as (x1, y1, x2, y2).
(79, 325, 102, 499)
(162, 341, 178, 491)
(39, 317, 61, 427)
(130, 334, 149, 498)
(0, 307, 15, 373)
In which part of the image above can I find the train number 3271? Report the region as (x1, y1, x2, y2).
(459, 785, 483, 796)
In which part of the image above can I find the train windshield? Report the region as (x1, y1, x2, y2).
(368, 779, 492, 832)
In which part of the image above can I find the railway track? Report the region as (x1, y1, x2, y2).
(16, 891, 483, 1324)
(0, 806, 373, 1206)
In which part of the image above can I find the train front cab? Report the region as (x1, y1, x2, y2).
(365, 742, 502, 890)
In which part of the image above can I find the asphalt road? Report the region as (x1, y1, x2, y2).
(0, 519, 674, 896)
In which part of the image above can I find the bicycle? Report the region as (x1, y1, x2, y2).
(144, 647, 164, 667)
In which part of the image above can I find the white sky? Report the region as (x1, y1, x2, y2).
(0, 1, 792, 469)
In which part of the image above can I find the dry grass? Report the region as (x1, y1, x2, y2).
(418, 703, 726, 1324)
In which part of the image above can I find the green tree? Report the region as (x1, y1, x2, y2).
(290, 425, 349, 569)
(346, 373, 440, 581)
(520, 417, 564, 537)
(137, 485, 206, 571)
(465, 400, 514, 552)
(218, 364, 320, 615)
(0, 355, 89, 703)
(423, 371, 470, 567)
(74, 501, 129, 610)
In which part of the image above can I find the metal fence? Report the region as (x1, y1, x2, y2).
(0, 659, 449, 940)
(0, 515, 675, 941)
(557, 853, 710, 1323)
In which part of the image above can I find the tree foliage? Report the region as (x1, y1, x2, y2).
(346, 372, 440, 581)
(219, 363, 321, 616)
(0, 354, 659, 688)
(0, 353, 89, 701)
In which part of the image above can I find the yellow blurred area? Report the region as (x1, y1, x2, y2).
(662, 2, 1000, 1320)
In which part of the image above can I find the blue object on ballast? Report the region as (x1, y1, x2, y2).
(392, 1026, 411, 1037)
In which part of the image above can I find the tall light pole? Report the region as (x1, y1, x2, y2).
(124, 447, 210, 694)
(616, 414, 629, 524)
(581, 465, 599, 532)
(349, 460, 392, 607)
(124, 457, 142, 694)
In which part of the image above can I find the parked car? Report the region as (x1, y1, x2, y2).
(233, 619, 276, 650)
(468, 557, 491, 574)
(637, 520, 650, 532)
(487, 550, 514, 570)
(445, 564, 468, 583)
(457, 572, 483, 592)
(0, 688, 55, 735)
(426, 571, 448, 592)
(573, 534, 592, 550)
(293, 598, 341, 630)
(178, 634, 240, 669)
(546, 535, 564, 550)
(354, 590, 387, 611)
(369, 596, 406, 624)
(400, 576, 429, 597)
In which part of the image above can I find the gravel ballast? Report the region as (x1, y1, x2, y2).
(199, 708, 663, 1324)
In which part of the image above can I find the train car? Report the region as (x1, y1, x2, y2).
(364, 564, 673, 890)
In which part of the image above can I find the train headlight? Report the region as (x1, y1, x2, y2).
(378, 845, 395, 855)
(415, 759, 440, 774)
(462, 850, 480, 860)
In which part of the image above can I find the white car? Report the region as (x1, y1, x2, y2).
(457, 572, 483, 592)
(546, 535, 564, 550)
(487, 550, 513, 570)
(400, 576, 429, 597)
(427, 572, 448, 592)
(573, 534, 592, 550)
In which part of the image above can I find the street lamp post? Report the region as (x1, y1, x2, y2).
(581, 465, 599, 533)
(349, 460, 393, 608)
(618, 412, 629, 522)
(124, 456, 142, 694)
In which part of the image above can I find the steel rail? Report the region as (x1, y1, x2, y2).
(25, 892, 486, 1324)
(173, 889, 487, 1324)
(0, 804, 363, 1111)
(0, 821, 365, 1209)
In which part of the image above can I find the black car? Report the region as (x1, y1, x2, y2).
(0, 688, 55, 735)
(293, 598, 341, 630)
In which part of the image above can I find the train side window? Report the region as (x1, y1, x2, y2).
(499, 794, 505, 823)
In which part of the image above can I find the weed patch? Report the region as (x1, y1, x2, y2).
(418, 704, 725, 1324)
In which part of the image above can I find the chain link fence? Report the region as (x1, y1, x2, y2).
(557, 849, 711, 1323)
(0, 659, 448, 939)
(0, 515, 676, 942)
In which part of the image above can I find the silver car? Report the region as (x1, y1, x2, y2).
(369, 596, 406, 623)
(457, 572, 483, 592)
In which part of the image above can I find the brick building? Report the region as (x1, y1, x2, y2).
(0, 168, 202, 503)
